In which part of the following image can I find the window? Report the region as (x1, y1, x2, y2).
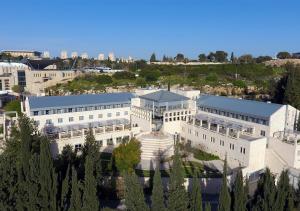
(124, 111, 128, 115)
(98, 140, 103, 147)
(33, 111, 39, 116)
(79, 116, 84, 121)
(69, 117, 74, 122)
(203, 134, 206, 140)
(116, 137, 122, 144)
(45, 110, 50, 115)
(89, 115, 93, 120)
(75, 144, 82, 152)
(58, 118, 63, 123)
(260, 130, 266, 136)
(107, 138, 113, 146)
(116, 112, 120, 116)
(107, 113, 112, 117)
(68, 108, 73, 112)
(98, 114, 103, 118)
(46, 119, 52, 124)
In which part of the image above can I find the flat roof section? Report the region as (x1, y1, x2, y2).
(140, 90, 189, 103)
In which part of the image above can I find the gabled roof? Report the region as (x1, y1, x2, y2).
(197, 95, 284, 119)
(28, 92, 134, 110)
(140, 90, 189, 103)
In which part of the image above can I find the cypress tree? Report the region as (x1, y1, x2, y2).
(69, 167, 82, 211)
(60, 164, 71, 210)
(38, 137, 57, 210)
(218, 157, 231, 211)
(189, 174, 202, 211)
(151, 162, 165, 211)
(82, 153, 99, 211)
(204, 202, 211, 211)
(274, 170, 291, 211)
(27, 153, 40, 211)
(167, 145, 188, 211)
(124, 172, 149, 211)
(232, 168, 246, 211)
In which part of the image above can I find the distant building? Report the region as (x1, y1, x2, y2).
(43, 51, 50, 58)
(60, 51, 68, 59)
(108, 52, 115, 61)
(1, 50, 42, 59)
(81, 52, 88, 59)
(293, 52, 300, 59)
(71, 52, 78, 59)
(98, 53, 105, 61)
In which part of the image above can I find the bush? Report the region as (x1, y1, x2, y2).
(113, 71, 136, 80)
(192, 148, 219, 161)
(232, 80, 247, 88)
(4, 100, 21, 115)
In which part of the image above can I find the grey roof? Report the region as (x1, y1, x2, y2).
(140, 90, 189, 103)
(197, 95, 284, 119)
(28, 92, 134, 110)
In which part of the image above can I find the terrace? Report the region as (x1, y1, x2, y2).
(43, 118, 131, 140)
(187, 114, 256, 140)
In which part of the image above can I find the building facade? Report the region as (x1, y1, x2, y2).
(22, 90, 300, 177)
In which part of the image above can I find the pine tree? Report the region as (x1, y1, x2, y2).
(27, 153, 40, 211)
(151, 162, 165, 211)
(60, 164, 71, 210)
(204, 202, 211, 211)
(82, 154, 99, 211)
(167, 145, 188, 211)
(189, 174, 202, 211)
(69, 167, 82, 211)
(232, 168, 246, 211)
(124, 172, 149, 211)
(218, 156, 231, 211)
(150, 53, 156, 63)
(38, 137, 57, 210)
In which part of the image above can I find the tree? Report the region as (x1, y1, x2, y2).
(238, 54, 254, 64)
(60, 164, 71, 211)
(150, 53, 157, 63)
(198, 54, 207, 62)
(151, 162, 166, 211)
(175, 53, 185, 62)
(277, 52, 291, 59)
(69, 167, 82, 211)
(283, 64, 300, 110)
(189, 174, 202, 211)
(4, 100, 21, 115)
(207, 52, 215, 62)
(274, 170, 291, 211)
(204, 203, 211, 211)
(218, 157, 231, 211)
(124, 172, 149, 211)
(167, 145, 188, 211)
(82, 153, 99, 211)
(38, 137, 57, 210)
(256, 56, 272, 63)
(232, 168, 246, 211)
(214, 51, 228, 63)
(113, 138, 141, 173)
(230, 52, 235, 63)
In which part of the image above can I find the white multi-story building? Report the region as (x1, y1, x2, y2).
(108, 52, 115, 62)
(98, 53, 105, 61)
(43, 51, 50, 58)
(71, 52, 78, 59)
(60, 51, 68, 59)
(81, 52, 88, 59)
(22, 90, 300, 177)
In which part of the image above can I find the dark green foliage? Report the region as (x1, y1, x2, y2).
(69, 167, 82, 211)
(60, 164, 71, 211)
(139, 69, 161, 82)
(274, 170, 292, 211)
(113, 71, 136, 80)
(232, 168, 246, 211)
(38, 137, 57, 210)
(277, 51, 291, 59)
(167, 146, 188, 211)
(151, 163, 166, 211)
(189, 174, 202, 211)
(150, 53, 157, 62)
(218, 157, 231, 211)
(204, 202, 211, 211)
(283, 64, 300, 109)
(4, 100, 21, 115)
(124, 172, 149, 211)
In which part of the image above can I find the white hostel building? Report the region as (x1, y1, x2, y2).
(22, 90, 300, 178)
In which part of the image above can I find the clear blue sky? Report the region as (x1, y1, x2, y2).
(1, 0, 299, 59)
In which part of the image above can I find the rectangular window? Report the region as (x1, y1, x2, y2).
(58, 118, 63, 123)
(107, 113, 112, 117)
(260, 130, 266, 136)
(89, 115, 93, 120)
(79, 116, 84, 121)
(116, 112, 120, 116)
(46, 119, 52, 124)
(69, 117, 74, 122)
(98, 114, 103, 118)
(124, 111, 128, 115)
(33, 111, 39, 116)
